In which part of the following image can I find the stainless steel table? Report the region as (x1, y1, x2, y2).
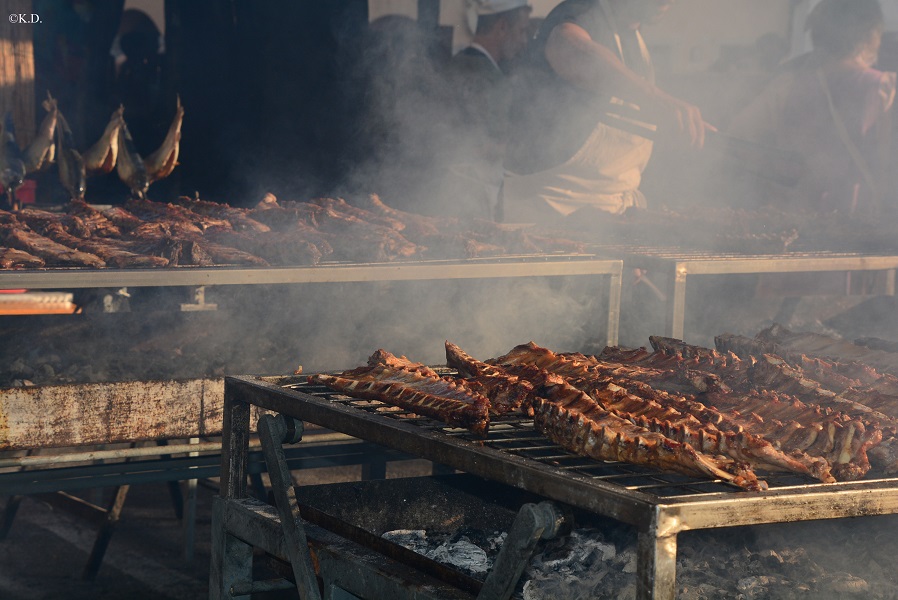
(0, 255, 624, 345)
(592, 246, 898, 340)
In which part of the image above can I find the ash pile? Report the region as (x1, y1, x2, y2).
(385, 517, 894, 599)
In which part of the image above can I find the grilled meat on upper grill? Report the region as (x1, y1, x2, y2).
(357, 193, 444, 239)
(0, 246, 45, 268)
(0, 223, 105, 267)
(64, 200, 123, 238)
(172, 195, 270, 233)
(125, 197, 231, 233)
(36, 219, 170, 268)
(204, 229, 324, 266)
(308, 197, 406, 232)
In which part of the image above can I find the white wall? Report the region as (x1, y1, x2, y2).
(369, 0, 795, 71)
(125, 0, 165, 33)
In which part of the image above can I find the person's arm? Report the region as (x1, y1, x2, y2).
(545, 22, 710, 147)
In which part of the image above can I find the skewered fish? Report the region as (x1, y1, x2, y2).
(55, 112, 86, 201)
(23, 94, 58, 173)
(0, 114, 26, 210)
(144, 96, 184, 184)
(82, 105, 124, 175)
(116, 121, 149, 199)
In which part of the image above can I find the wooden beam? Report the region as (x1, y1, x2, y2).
(0, 378, 226, 450)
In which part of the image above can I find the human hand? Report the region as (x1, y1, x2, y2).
(657, 92, 716, 148)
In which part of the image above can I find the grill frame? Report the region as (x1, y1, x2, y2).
(221, 374, 898, 599)
(591, 245, 898, 339)
(0, 254, 623, 344)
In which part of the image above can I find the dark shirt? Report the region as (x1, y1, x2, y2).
(449, 46, 509, 161)
(505, 0, 652, 174)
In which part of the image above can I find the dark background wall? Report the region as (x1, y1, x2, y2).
(30, 0, 408, 207)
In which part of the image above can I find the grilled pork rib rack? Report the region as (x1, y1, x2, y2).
(310, 336, 898, 490)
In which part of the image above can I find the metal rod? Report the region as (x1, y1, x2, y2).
(0, 258, 623, 289)
(183, 437, 199, 563)
(0, 433, 357, 468)
(230, 578, 296, 596)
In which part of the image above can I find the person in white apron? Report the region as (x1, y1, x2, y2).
(503, 0, 710, 223)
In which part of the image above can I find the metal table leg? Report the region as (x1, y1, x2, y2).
(210, 497, 254, 600)
(607, 269, 622, 347)
(82, 484, 130, 581)
(636, 529, 678, 600)
(666, 265, 688, 339)
(182, 437, 200, 563)
(0, 496, 23, 539)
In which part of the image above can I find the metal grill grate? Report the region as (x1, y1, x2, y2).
(285, 379, 816, 499)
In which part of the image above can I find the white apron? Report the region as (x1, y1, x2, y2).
(503, 1, 655, 222)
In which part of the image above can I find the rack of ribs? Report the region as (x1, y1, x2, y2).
(309, 349, 491, 436)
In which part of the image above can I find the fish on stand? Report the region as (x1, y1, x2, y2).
(82, 105, 124, 175)
(116, 97, 184, 199)
(143, 95, 183, 184)
(23, 93, 58, 174)
(55, 112, 87, 202)
(115, 121, 150, 199)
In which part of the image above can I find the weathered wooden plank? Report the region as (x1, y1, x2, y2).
(0, 378, 226, 450)
(0, 0, 35, 148)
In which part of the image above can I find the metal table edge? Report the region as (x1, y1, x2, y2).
(224, 375, 658, 526)
(0, 256, 623, 289)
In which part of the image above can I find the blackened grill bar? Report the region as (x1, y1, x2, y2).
(220, 375, 898, 600)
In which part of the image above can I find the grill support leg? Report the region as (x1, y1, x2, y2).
(258, 413, 322, 600)
(607, 269, 622, 346)
(637, 529, 678, 600)
(210, 497, 253, 600)
(82, 484, 130, 581)
(666, 266, 688, 339)
(0, 495, 23, 539)
(477, 501, 566, 600)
